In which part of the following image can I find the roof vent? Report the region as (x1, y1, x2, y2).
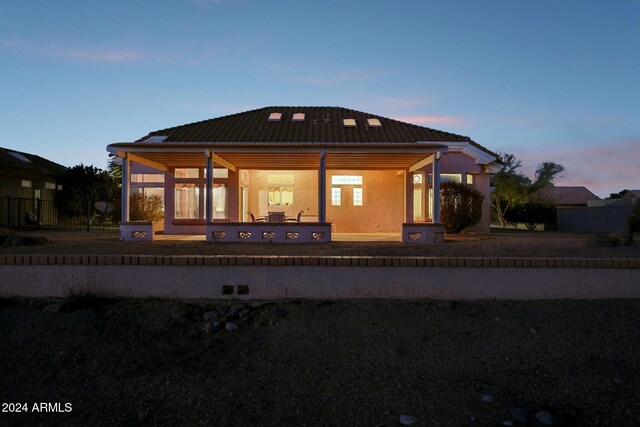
(366, 118, 382, 127)
(292, 112, 305, 122)
(343, 118, 357, 127)
(268, 112, 282, 122)
(143, 135, 168, 143)
(7, 151, 32, 163)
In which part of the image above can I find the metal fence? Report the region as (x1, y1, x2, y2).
(0, 197, 119, 231)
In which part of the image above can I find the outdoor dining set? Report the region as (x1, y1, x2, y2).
(249, 210, 304, 223)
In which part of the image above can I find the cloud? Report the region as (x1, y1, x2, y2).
(1, 37, 151, 63)
(507, 139, 640, 198)
(395, 115, 468, 126)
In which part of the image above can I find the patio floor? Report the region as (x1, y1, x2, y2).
(153, 233, 401, 242)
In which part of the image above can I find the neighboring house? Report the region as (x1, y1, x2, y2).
(107, 106, 502, 243)
(0, 147, 67, 228)
(0, 147, 66, 200)
(529, 186, 600, 207)
(557, 188, 637, 233)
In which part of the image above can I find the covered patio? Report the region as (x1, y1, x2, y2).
(113, 142, 447, 244)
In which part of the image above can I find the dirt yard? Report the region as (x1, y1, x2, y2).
(1, 298, 639, 426)
(1, 230, 639, 425)
(1, 229, 639, 258)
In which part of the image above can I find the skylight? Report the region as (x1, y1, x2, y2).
(268, 112, 282, 122)
(292, 113, 305, 122)
(367, 118, 382, 127)
(143, 135, 168, 143)
(343, 118, 356, 127)
(7, 151, 32, 163)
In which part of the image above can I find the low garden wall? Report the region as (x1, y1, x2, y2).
(1, 255, 638, 300)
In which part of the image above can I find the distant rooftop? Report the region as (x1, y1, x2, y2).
(0, 147, 67, 176)
(530, 186, 600, 206)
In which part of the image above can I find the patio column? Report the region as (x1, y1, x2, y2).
(205, 151, 213, 223)
(121, 153, 130, 222)
(318, 149, 326, 223)
(432, 152, 441, 223)
(405, 169, 414, 224)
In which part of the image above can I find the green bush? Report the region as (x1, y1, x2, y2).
(440, 182, 484, 234)
(130, 193, 164, 223)
(505, 202, 556, 231)
(629, 198, 640, 233)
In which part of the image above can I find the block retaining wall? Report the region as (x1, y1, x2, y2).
(1, 255, 639, 300)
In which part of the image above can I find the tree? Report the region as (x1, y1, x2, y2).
(490, 153, 531, 227)
(440, 182, 484, 234)
(609, 189, 630, 199)
(490, 152, 564, 227)
(56, 164, 120, 225)
(629, 198, 640, 233)
(531, 162, 565, 191)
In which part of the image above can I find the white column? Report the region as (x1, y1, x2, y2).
(121, 153, 130, 223)
(405, 169, 414, 224)
(318, 149, 326, 223)
(432, 152, 441, 223)
(206, 151, 213, 223)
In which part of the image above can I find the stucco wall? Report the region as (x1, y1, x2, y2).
(557, 205, 633, 233)
(1, 255, 638, 300)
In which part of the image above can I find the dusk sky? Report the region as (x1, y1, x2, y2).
(1, 0, 638, 197)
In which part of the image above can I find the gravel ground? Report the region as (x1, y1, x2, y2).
(1, 229, 639, 258)
(1, 298, 639, 426)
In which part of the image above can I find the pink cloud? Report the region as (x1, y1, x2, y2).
(395, 115, 468, 126)
(505, 139, 640, 198)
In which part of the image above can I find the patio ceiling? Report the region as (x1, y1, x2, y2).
(117, 148, 441, 171)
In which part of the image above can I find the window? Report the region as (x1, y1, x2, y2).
(268, 112, 282, 121)
(343, 118, 356, 127)
(292, 113, 305, 122)
(203, 184, 228, 219)
(367, 118, 382, 127)
(428, 173, 462, 184)
(203, 168, 229, 179)
(331, 175, 363, 185)
(175, 168, 199, 179)
(331, 187, 341, 206)
(467, 174, 474, 185)
(143, 135, 168, 143)
(21, 179, 32, 188)
(353, 187, 363, 206)
(131, 174, 165, 183)
(174, 184, 199, 219)
(9, 151, 32, 163)
(268, 187, 293, 206)
(57, 184, 63, 191)
(45, 182, 56, 190)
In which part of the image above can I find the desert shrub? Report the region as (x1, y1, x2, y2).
(130, 193, 164, 223)
(440, 182, 484, 234)
(629, 198, 640, 233)
(505, 202, 556, 231)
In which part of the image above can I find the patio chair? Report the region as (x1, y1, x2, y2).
(285, 210, 305, 222)
(249, 212, 266, 222)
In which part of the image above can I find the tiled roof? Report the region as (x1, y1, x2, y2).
(530, 186, 600, 206)
(0, 147, 67, 177)
(133, 106, 491, 152)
